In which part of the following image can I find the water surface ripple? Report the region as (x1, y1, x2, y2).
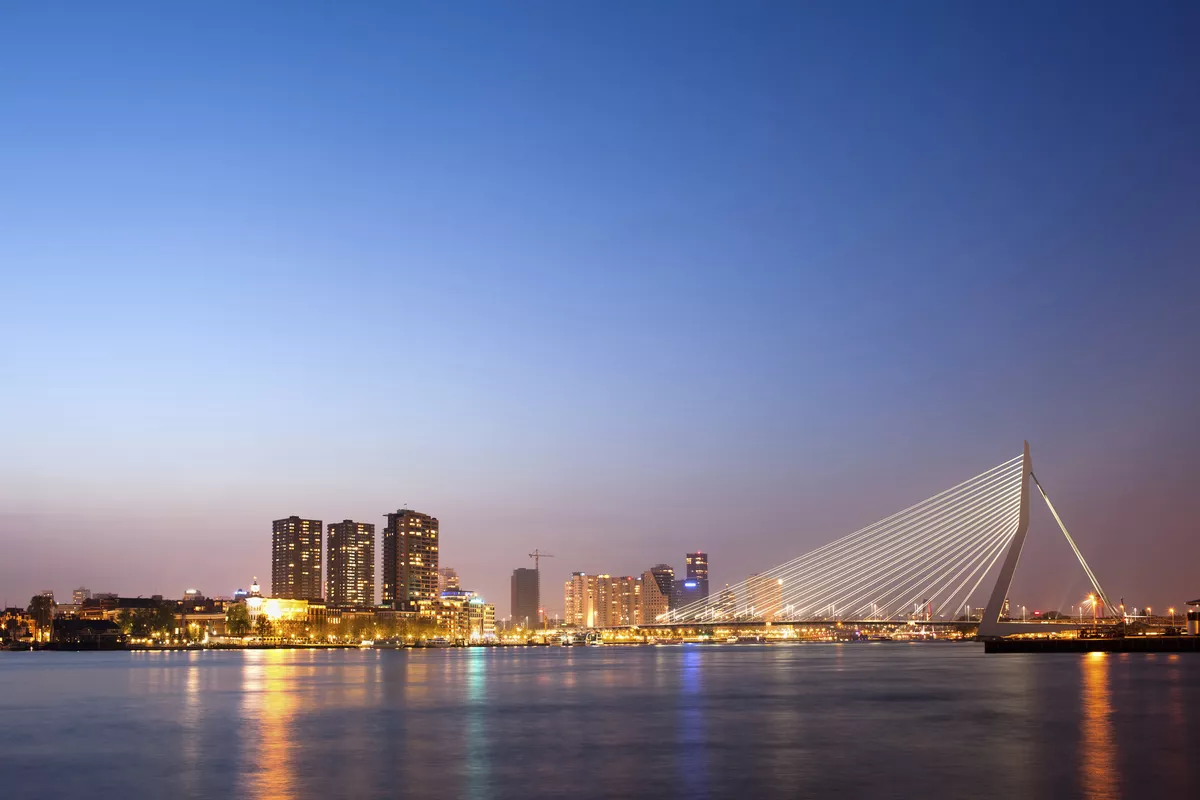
(1, 644, 1196, 799)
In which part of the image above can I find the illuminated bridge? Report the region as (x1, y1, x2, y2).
(651, 442, 1111, 638)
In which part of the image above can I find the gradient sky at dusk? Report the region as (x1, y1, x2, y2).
(3, 2, 1198, 617)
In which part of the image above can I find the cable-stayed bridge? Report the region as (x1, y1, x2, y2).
(655, 442, 1110, 638)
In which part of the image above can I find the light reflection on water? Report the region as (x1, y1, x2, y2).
(1080, 652, 1119, 800)
(241, 650, 299, 800)
(466, 648, 491, 800)
(1, 645, 1198, 800)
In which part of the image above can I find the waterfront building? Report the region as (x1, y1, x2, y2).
(175, 610, 228, 640)
(588, 575, 641, 627)
(511, 567, 540, 628)
(272, 516, 323, 600)
(641, 567, 672, 623)
(245, 595, 327, 629)
(747, 573, 783, 621)
(78, 596, 160, 622)
(594, 575, 613, 627)
(651, 564, 676, 609)
(50, 618, 123, 649)
(685, 552, 709, 600)
(564, 572, 599, 627)
(1188, 599, 1200, 636)
(563, 573, 642, 627)
(182, 589, 207, 613)
(427, 589, 495, 641)
(606, 575, 641, 627)
(437, 566, 460, 594)
(1, 608, 34, 643)
(72, 587, 91, 605)
(327, 520, 376, 607)
(467, 595, 496, 640)
(383, 509, 439, 613)
(676, 578, 706, 608)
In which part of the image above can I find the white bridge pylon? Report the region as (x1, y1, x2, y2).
(663, 442, 1109, 635)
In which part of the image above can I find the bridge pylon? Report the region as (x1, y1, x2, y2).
(976, 441, 1110, 638)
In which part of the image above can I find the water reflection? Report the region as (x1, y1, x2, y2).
(181, 656, 201, 797)
(1161, 655, 1187, 790)
(678, 648, 707, 797)
(3, 648, 1198, 800)
(240, 650, 299, 800)
(466, 649, 491, 800)
(1080, 653, 1120, 800)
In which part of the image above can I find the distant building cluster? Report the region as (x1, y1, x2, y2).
(1, 507, 500, 649)
(268, 509, 495, 641)
(560, 552, 710, 627)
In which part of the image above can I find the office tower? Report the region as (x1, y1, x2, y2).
(564, 572, 598, 627)
(511, 567, 540, 628)
(437, 567, 460, 594)
(72, 587, 91, 605)
(650, 563, 676, 609)
(326, 520, 375, 607)
(685, 552, 709, 600)
(272, 516, 323, 600)
(641, 566, 673, 623)
(747, 573, 783, 621)
(382, 509, 439, 612)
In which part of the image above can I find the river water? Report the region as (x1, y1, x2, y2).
(0, 644, 1196, 799)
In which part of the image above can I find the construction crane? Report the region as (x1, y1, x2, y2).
(527, 550, 555, 630)
(528, 549, 554, 572)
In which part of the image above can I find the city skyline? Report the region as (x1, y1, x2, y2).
(4, 3, 1200, 614)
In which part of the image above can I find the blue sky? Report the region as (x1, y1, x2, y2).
(2, 2, 1198, 615)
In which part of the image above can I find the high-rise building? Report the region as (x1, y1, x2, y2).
(72, 587, 91, 605)
(641, 566, 673, 623)
(603, 575, 640, 627)
(326, 520, 375, 607)
(563, 573, 643, 627)
(594, 575, 615, 627)
(272, 516, 323, 600)
(564, 572, 599, 627)
(651, 563, 676, 608)
(747, 573, 783, 621)
(437, 567, 460, 594)
(685, 552, 709, 600)
(382, 509, 439, 612)
(511, 567, 540, 628)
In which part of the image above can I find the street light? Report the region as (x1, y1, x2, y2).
(1089, 594, 1096, 623)
(1169, 607, 1176, 627)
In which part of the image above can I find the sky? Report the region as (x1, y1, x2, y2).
(2, 2, 1198, 618)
